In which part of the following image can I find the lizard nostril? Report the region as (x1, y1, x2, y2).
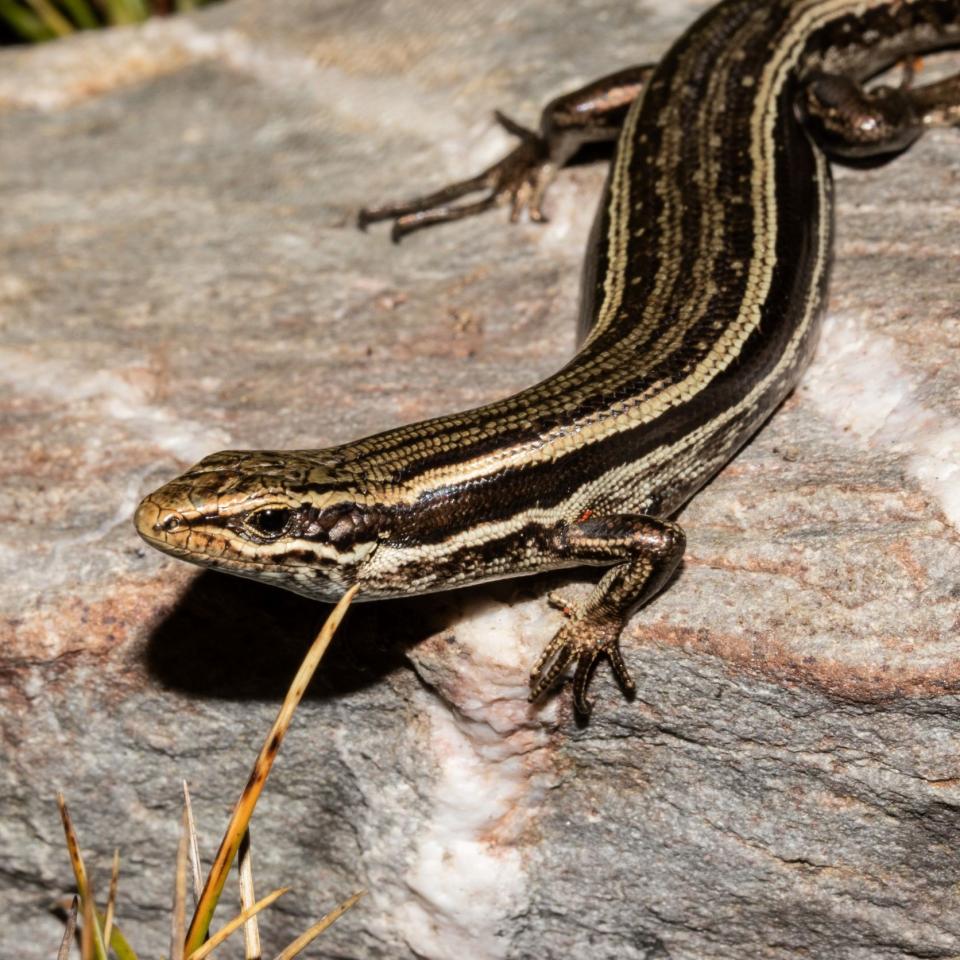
(134, 497, 186, 540)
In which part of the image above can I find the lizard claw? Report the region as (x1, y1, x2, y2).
(357, 111, 555, 240)
(529, 631, 576, 704)
(529, 615, 635, 716)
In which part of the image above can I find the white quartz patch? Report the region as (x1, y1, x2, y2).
(395, 705, 528, 959)
(804, 312, 960, 527)
(452, 593, 540, 674)
(392, 593, 559, 959)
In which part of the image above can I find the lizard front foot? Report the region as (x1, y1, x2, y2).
(529, 610, 635, 716)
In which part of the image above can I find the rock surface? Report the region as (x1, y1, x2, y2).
(2, 2, 960, 958)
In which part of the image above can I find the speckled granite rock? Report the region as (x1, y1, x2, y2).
(2, 2, 960, 958)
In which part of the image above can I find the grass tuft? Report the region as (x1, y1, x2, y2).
(0, 0, 219, 43)
(55, 585, 364, 960)
(184, 584, 360, 954)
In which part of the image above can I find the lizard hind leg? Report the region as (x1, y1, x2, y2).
(357, 64, 655, 241)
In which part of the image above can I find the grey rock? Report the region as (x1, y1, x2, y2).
(1, 1, 959, 958)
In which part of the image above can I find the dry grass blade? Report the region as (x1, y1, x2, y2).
(57, 794, 108, 960)
(102, 849, 120, 951)
(271, 891, 365, 960)
(183, 585, 359, 956)
(81, 892, 96, 960)
(57, 895, 79, 960)
(170, 807, 190, 960)
(238, 829, 262, 960)
(186, 887, 290, 960)
(182, 782, 204, 904)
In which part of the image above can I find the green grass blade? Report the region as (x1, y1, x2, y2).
(95, 911, 139, 960)
(57, 0, 100, 29)
(0, 0, 54, 40)
(102, 0, 147, 24)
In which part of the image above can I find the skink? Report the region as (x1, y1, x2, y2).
(135, 0, 960, 715)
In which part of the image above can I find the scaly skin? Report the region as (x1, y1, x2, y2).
(136, 0, 960, 715)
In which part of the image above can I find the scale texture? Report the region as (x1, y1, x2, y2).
(1, 1, 960, 958)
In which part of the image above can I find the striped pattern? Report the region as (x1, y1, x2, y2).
(137, 1, 959, 618)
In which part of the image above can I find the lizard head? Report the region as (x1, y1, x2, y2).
(134, 449, 385, 602)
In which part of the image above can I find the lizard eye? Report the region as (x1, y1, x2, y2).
(243, 507, 293, 540)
